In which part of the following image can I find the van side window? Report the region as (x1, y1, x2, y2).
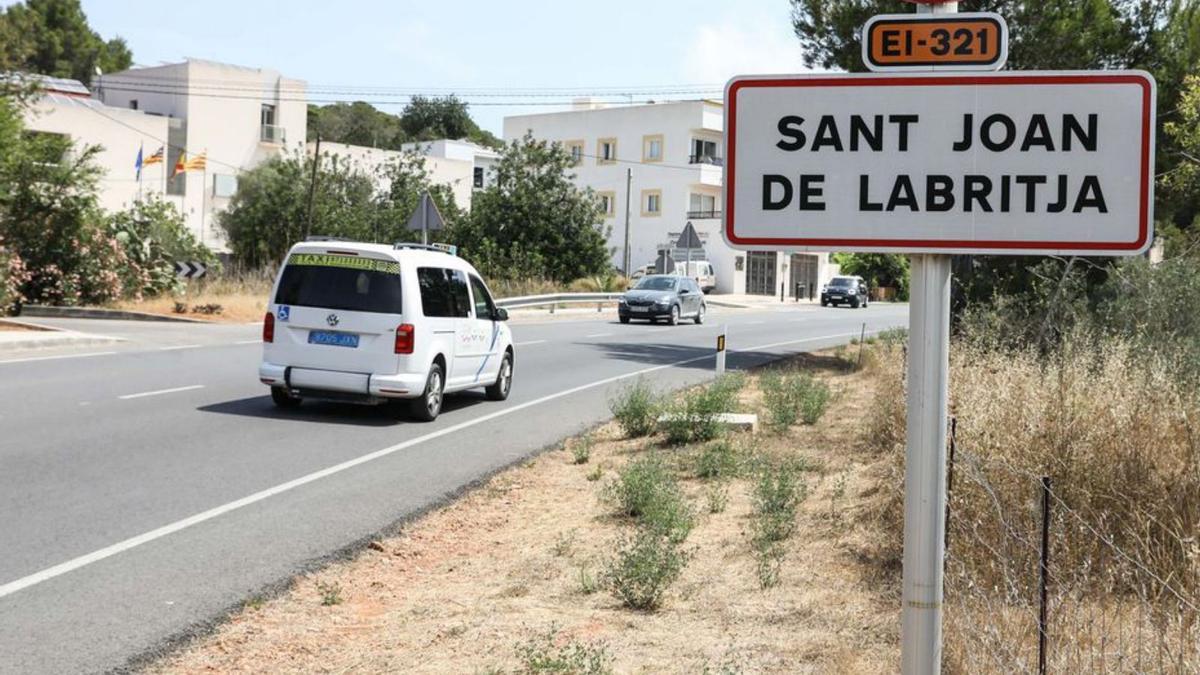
(469, 275, 497, 320)
(418, 267, 471, 318)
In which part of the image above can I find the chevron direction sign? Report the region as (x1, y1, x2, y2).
(174, 261, 208, 279)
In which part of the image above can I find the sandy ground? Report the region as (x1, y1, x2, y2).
(151, 352, 900, 674)
(111, 293, 266, 324)
(0, 319, 39, 331)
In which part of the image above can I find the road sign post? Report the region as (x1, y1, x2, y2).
(722, 1, 1153, 672)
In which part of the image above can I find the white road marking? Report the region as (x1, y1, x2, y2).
(585, 332, 612, 338)
(117, 384, 205, 400)
(234, 339, 262, 345)
(0, 351, 118, 365)
(514, 340, 547, 346)
(745, 321, 765, 325)
(159, 344, 202, 351)
(0, 329, 875, 599)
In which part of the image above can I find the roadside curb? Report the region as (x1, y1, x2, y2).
(18, 305, 212, 323)
(0, 332, 125, 352)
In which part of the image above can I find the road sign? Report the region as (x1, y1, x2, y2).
(174, 261, 208, 279)
(863, 13, 1007, 71)
(722, 71, 1156, 256)
(675, 222, 703, 249)
(405, 191, 445, 245)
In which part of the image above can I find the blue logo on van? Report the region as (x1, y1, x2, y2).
(278, 306, 290, 322)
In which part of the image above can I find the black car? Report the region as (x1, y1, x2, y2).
(821, 275, 869, 308)
(618, 275, 706, 325)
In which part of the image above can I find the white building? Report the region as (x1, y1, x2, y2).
(399, 138, 500, 193)
(93, 59, 309, 250)
(504, 100, 836, 296)
(23, 77, 171, 215)
(310, 141, 478, 211)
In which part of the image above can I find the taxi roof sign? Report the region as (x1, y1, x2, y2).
(863, 12, 1008, 72)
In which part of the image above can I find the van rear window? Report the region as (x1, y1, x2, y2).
(275, 254, 402, 314)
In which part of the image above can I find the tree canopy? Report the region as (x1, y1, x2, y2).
(307, 96, 502, 151)
(219, 149, 462, 268)
(450, 134, 611, 282)
(791, 0, 1200, 310)
(0, 0, 132, 85)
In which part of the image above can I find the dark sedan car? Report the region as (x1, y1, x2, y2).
(821, 275, 869, 308)
(618, 275, 706, 325)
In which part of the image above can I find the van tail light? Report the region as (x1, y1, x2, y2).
(395, 323, 414, 354)
(263, 311, 275, 343)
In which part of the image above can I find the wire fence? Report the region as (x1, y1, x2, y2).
(942, 417, 1200, 674)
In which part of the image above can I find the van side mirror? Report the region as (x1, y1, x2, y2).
(495, 307, 509, 321)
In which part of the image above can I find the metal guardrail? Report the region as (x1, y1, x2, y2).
(495, 292, 623, 310)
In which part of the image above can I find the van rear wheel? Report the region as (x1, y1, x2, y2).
(486, 353, 513, 401)
(270, 387, 301, 409)
(409, 363, 444, 422)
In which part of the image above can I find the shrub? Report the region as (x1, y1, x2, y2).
(750, 459, 808, 589)
(604, 455, 694, 542)
(609, 379, 660, 438)
(603, 529, 690, 611)
(514, 626, 614, 675)
(661, 377, 742, 445)
(316, 580, 342, 606)
(570, 435, 591, 465)
(705, 481, 729, 514)
(761, 371, 832, 431)
(695, 439, 738, 479)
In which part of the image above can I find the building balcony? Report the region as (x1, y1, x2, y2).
(686, 209, 722, 219)
(260, 124, 286, 145)
(688, 154, 723, 166)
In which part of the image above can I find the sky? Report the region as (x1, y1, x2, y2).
(67, 0, 810, 134)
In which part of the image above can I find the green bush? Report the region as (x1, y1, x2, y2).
(604, 455, 694, 543)
(750, 459, 808, 589)
(609, 379, 660, 438)
(695, 439, 738, 480)
(752, 459, 808, 545)
(761, 371, 831, 431)
(661, 377, 743, 446)
(570, 435, 591, 465)
(603, 529, 690, 611)
(514, 626, 614, 674)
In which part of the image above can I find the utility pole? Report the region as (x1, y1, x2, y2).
(305, 133, 322, 240)
(622, 168, 632, 274)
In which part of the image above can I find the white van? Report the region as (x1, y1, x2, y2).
(674, 260, 716, 294)
(259, 240, 514, 422)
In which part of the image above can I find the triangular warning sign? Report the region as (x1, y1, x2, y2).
(676, 221, 702, 249)
(405, 192, 446, 234)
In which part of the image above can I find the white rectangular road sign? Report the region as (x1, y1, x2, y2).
(723, 71, 1156, 256)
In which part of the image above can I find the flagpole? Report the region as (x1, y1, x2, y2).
(200, 155, 208, 247)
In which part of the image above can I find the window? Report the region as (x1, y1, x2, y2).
(129, 100, 138, 111)
(473, 166, 484, 188)
(417, 267, 471, 318)
(275, 257, 403, 314)
(641, 189, 662, 217)
(564, 140, 584, 166)
(688, 193, 717, 217)
(597, 191, 616, 217)
(642, 134, 663, 162)
(689, 138, 721, 165)
(469, 275, 497, 320)
(260, 104, 276, 126)
(213, 174, 238, 198)
(597, 137, 617, 164)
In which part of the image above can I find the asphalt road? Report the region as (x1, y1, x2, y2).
(0, 303, 908, 673)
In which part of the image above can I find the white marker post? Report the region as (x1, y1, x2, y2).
(903, 5, 953, 672)
(715, 324, 728, 376)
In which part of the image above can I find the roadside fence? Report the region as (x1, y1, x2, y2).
(942, 417, 1199, 674)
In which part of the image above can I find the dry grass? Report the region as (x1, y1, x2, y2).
(0, 319, 38, 331)
(150, 353, 901, 674)
(860, 337, 1200, 673)
(112, 272, 275, 324)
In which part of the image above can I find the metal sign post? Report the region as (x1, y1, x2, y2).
(902, 4, 954, 672)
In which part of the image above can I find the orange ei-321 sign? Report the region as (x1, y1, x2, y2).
(863, 13, 1008, 72)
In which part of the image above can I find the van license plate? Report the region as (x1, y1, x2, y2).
(308, 331, 359, 348)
